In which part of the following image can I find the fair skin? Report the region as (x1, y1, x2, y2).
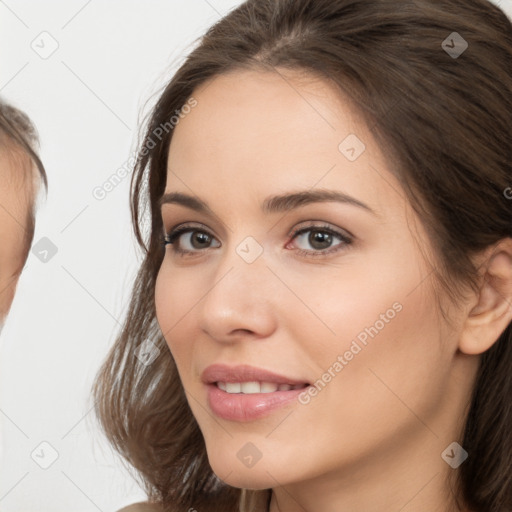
(0, 146, 35, 326)
(154, 68, 512, 512)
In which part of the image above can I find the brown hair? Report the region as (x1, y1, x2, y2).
(0, 97, 48, 257)
(92, 1, 512, 511)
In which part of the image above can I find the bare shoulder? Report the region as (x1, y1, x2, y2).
(116, 502, 164, 512)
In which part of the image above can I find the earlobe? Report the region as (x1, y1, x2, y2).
(459, 240, 512, 356)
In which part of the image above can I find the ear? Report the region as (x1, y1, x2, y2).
(459, 238, 512, 355)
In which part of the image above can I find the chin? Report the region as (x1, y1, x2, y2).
(215, 470, 274, 490)
(207, 453, 279, 490)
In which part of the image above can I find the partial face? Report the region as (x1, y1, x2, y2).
(0, 146, 34, 327)
(155, 69, 467, 490)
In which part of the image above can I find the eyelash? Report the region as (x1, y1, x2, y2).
(162, 222, 353, 259)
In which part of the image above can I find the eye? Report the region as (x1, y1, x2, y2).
(287, 223, 353, 257)
(164, 223, 220, 256)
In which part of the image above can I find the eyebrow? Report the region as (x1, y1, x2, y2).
(159, 189, 378, 216)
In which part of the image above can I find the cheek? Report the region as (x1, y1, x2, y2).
(154, 262, 201, 364)
(293, 263, 447, 452)
(0, 258, 22, 320)
(0, 279, 16, 318)
(155, 264, 181, 344)
(154, 263, 170, 321)
(286, 235, 447, 405)
(278, 246, 428, 360)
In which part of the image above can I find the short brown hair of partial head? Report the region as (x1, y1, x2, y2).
(0, 97, 48, 259)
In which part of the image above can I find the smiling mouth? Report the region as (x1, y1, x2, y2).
(206, 376, 311, 421)
(215, 381, 309, 394)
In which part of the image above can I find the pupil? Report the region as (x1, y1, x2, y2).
(309, 230, 332, 249)
(192, 232, 210, 248)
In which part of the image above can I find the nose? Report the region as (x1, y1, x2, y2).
(197, 241, 278, 344)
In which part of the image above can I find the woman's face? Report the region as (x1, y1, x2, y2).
(155, 69, 474, 500)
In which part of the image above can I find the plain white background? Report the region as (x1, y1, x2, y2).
(0, 0, 511, 511)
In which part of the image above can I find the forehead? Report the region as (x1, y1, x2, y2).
(166, 68, 406, 218)
(169, 68, 363, 160)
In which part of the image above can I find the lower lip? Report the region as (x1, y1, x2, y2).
(206, 383, 309, 422)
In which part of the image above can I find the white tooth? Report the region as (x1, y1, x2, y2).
(241, 381, 260, 394)
(221, 382, 298, 394)
(225, 382, 241, 393)
(260, 382, 279, 393)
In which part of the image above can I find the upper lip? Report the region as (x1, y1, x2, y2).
(201, 364, 310, 386)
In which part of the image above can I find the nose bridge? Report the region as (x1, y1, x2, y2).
(198, 234, 276, 340)
(207, 234, 269, 308)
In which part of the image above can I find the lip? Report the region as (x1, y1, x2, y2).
(202, 364, 311, 422)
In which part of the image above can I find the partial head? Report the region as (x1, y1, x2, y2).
(0, 98, 47, 326)
(93, 1, 512, 511)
